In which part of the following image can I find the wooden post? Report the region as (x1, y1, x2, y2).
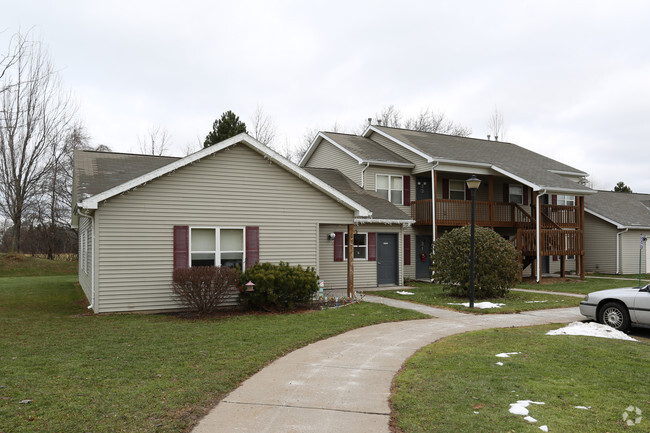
(579, 196, 585, 280)
(488, 175, 494, 228)
(347, 224, 354, 297)
(560, 255, 566, 278)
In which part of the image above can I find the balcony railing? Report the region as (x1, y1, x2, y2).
(514, 229, 583, 256)
(411, 199, 580, 229)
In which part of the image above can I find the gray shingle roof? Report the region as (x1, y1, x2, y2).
(585, 191, 650, 228)
(372, 126, 593, 193)
(321, 132, 414, 166)
(74, 150, 180, 201)
(304, 167, 412, 222)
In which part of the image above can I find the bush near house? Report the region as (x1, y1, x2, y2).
(432, 226, 521, 298)
(171, 266, 239, 315)
(239, 262, 318, 310)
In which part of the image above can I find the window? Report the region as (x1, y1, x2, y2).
(557, 195, 575, 206)
(449, 180, 466, 200)
(190, 227, 244, 268)
(509, 185, 523, 204)
(376, 175, 403, 205)
(344, 232, 368, 260)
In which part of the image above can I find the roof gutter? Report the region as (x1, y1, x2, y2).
(616, 228, 629, 274)
(77, 208, 95, 311)
(354, 218, 415, 226)
(360, 162, 370, 188)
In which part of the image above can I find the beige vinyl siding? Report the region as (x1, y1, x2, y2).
(304, 140, 362, 186)
(621, 230, 647, 275)
(364, 166, 414, 215)
(78, 216, 93, 302)
(318, 224, 404, 289)
(403, 225, 416, 280)
(94, 144, 354, 313)
(584, 213, 618, 274)
(367, 132, 431, 174)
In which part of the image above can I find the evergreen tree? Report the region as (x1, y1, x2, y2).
(614, 181, 632, 193)
(204, 110, 247, 147)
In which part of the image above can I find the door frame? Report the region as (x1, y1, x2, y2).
(377, 233, 399, 285)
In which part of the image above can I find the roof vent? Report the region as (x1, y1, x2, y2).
(377, 119, 382, 126)
(367, 117, 372, 126)
(487, 134, 491, 141)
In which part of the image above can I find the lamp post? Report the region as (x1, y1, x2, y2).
(466, 175, 482, 308)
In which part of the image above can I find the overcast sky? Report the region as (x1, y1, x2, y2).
(3, 0, 649, 192)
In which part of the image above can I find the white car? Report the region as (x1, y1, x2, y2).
(580, 283, 650, 332)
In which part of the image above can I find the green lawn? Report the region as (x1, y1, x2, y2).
(392, 325, 650, 433)
(590, 272, 650, 281)
(0, 275, 426, 432)
(516, 277, 640, 295)
(0, 253, 78, 277)
(366, 282, 581, 313)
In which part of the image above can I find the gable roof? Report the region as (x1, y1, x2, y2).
(365, 125, 594, 195)
(300, 132, 414, 168)
(74, 133, 372, 218)
(585, 191, 650, 229)
(304, 167, 414, 224)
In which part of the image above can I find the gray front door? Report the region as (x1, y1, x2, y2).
(377, 233, 398, 285)
(415, 235, 433, 279)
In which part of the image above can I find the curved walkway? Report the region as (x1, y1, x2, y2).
(192, 297, 583, 433)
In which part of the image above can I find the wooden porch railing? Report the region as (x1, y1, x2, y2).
(411, 199, 579, 229)
(514, 229, 583, 256)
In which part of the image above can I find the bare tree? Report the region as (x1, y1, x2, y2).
(487, 106, 506, 141)
(0, 31, 76, 252)
(370, 105, 471, 136)
(138, 124, 170, 156)
(249, 104, 276, 145)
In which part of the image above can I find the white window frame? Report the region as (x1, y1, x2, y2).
(344, 232, 368, 260)
(188, 226, 246, 268)
(449, 180, 466, 200)
(509, 184, 524, 204)
(557, 195, 575, 206)
(376, 174, 404, 205)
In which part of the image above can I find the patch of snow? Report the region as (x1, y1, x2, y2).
(473, 411, 479, 414)
(524, 415, 537, 423)
(574, 406, 591, 410)
(496, 362, 504, 366)
(524, 300, 548, 303)
(546, 322, 637, 341)
(496, 352, 521, 358)
(447, 301, 505, 308)
(540, 425, 548, 432)
(509, 400, 545, 416)
(396, 291, 414, 295)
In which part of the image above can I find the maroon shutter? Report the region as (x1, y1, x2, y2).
(553, 255, 558, 261)
(334, 231, 344, 262)
(442, 179, 450, 199)
(404, 234, 411, 265)
(503, 183, 509, 203)
(173, 225, 189, 270)
(552, 194, 558, 205)
(368, 232, 377, 261)
(245, 226, 259, 269)
(523, 187, 529, 205)
(403, 176, 411, 206)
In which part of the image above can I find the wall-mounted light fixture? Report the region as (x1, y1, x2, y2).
(327, 232, 336, 241)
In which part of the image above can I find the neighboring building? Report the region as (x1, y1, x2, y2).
(73, 127, 594, 313)
(584, 191, 649, 275)
(301, 125, 594, 281)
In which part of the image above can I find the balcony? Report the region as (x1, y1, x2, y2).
(411, 199, 580, 229)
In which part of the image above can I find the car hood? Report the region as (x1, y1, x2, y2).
(588, 287, 641, 298)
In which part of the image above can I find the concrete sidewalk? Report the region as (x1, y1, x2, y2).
(192, 298, 584, 433)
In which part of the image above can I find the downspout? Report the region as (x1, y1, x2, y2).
(360, 162, 370, 188)
(536, 190, 547, 283)
(77, 208, 95, 310)
(616, 228, 629, 274)
(431, 162, 439, 242)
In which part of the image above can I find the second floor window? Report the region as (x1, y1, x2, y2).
(376, 175, 403, 205)
(449, 180, 466, 200)
(557, 195, 575, 206)
(509, 185, 523, 204)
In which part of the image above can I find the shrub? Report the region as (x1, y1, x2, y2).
(171, 266, 239, 315)
(239, 262, 318, 310)
(431, 226, 521, 298)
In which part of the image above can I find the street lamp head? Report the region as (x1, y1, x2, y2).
(466, 175, 481, 191)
